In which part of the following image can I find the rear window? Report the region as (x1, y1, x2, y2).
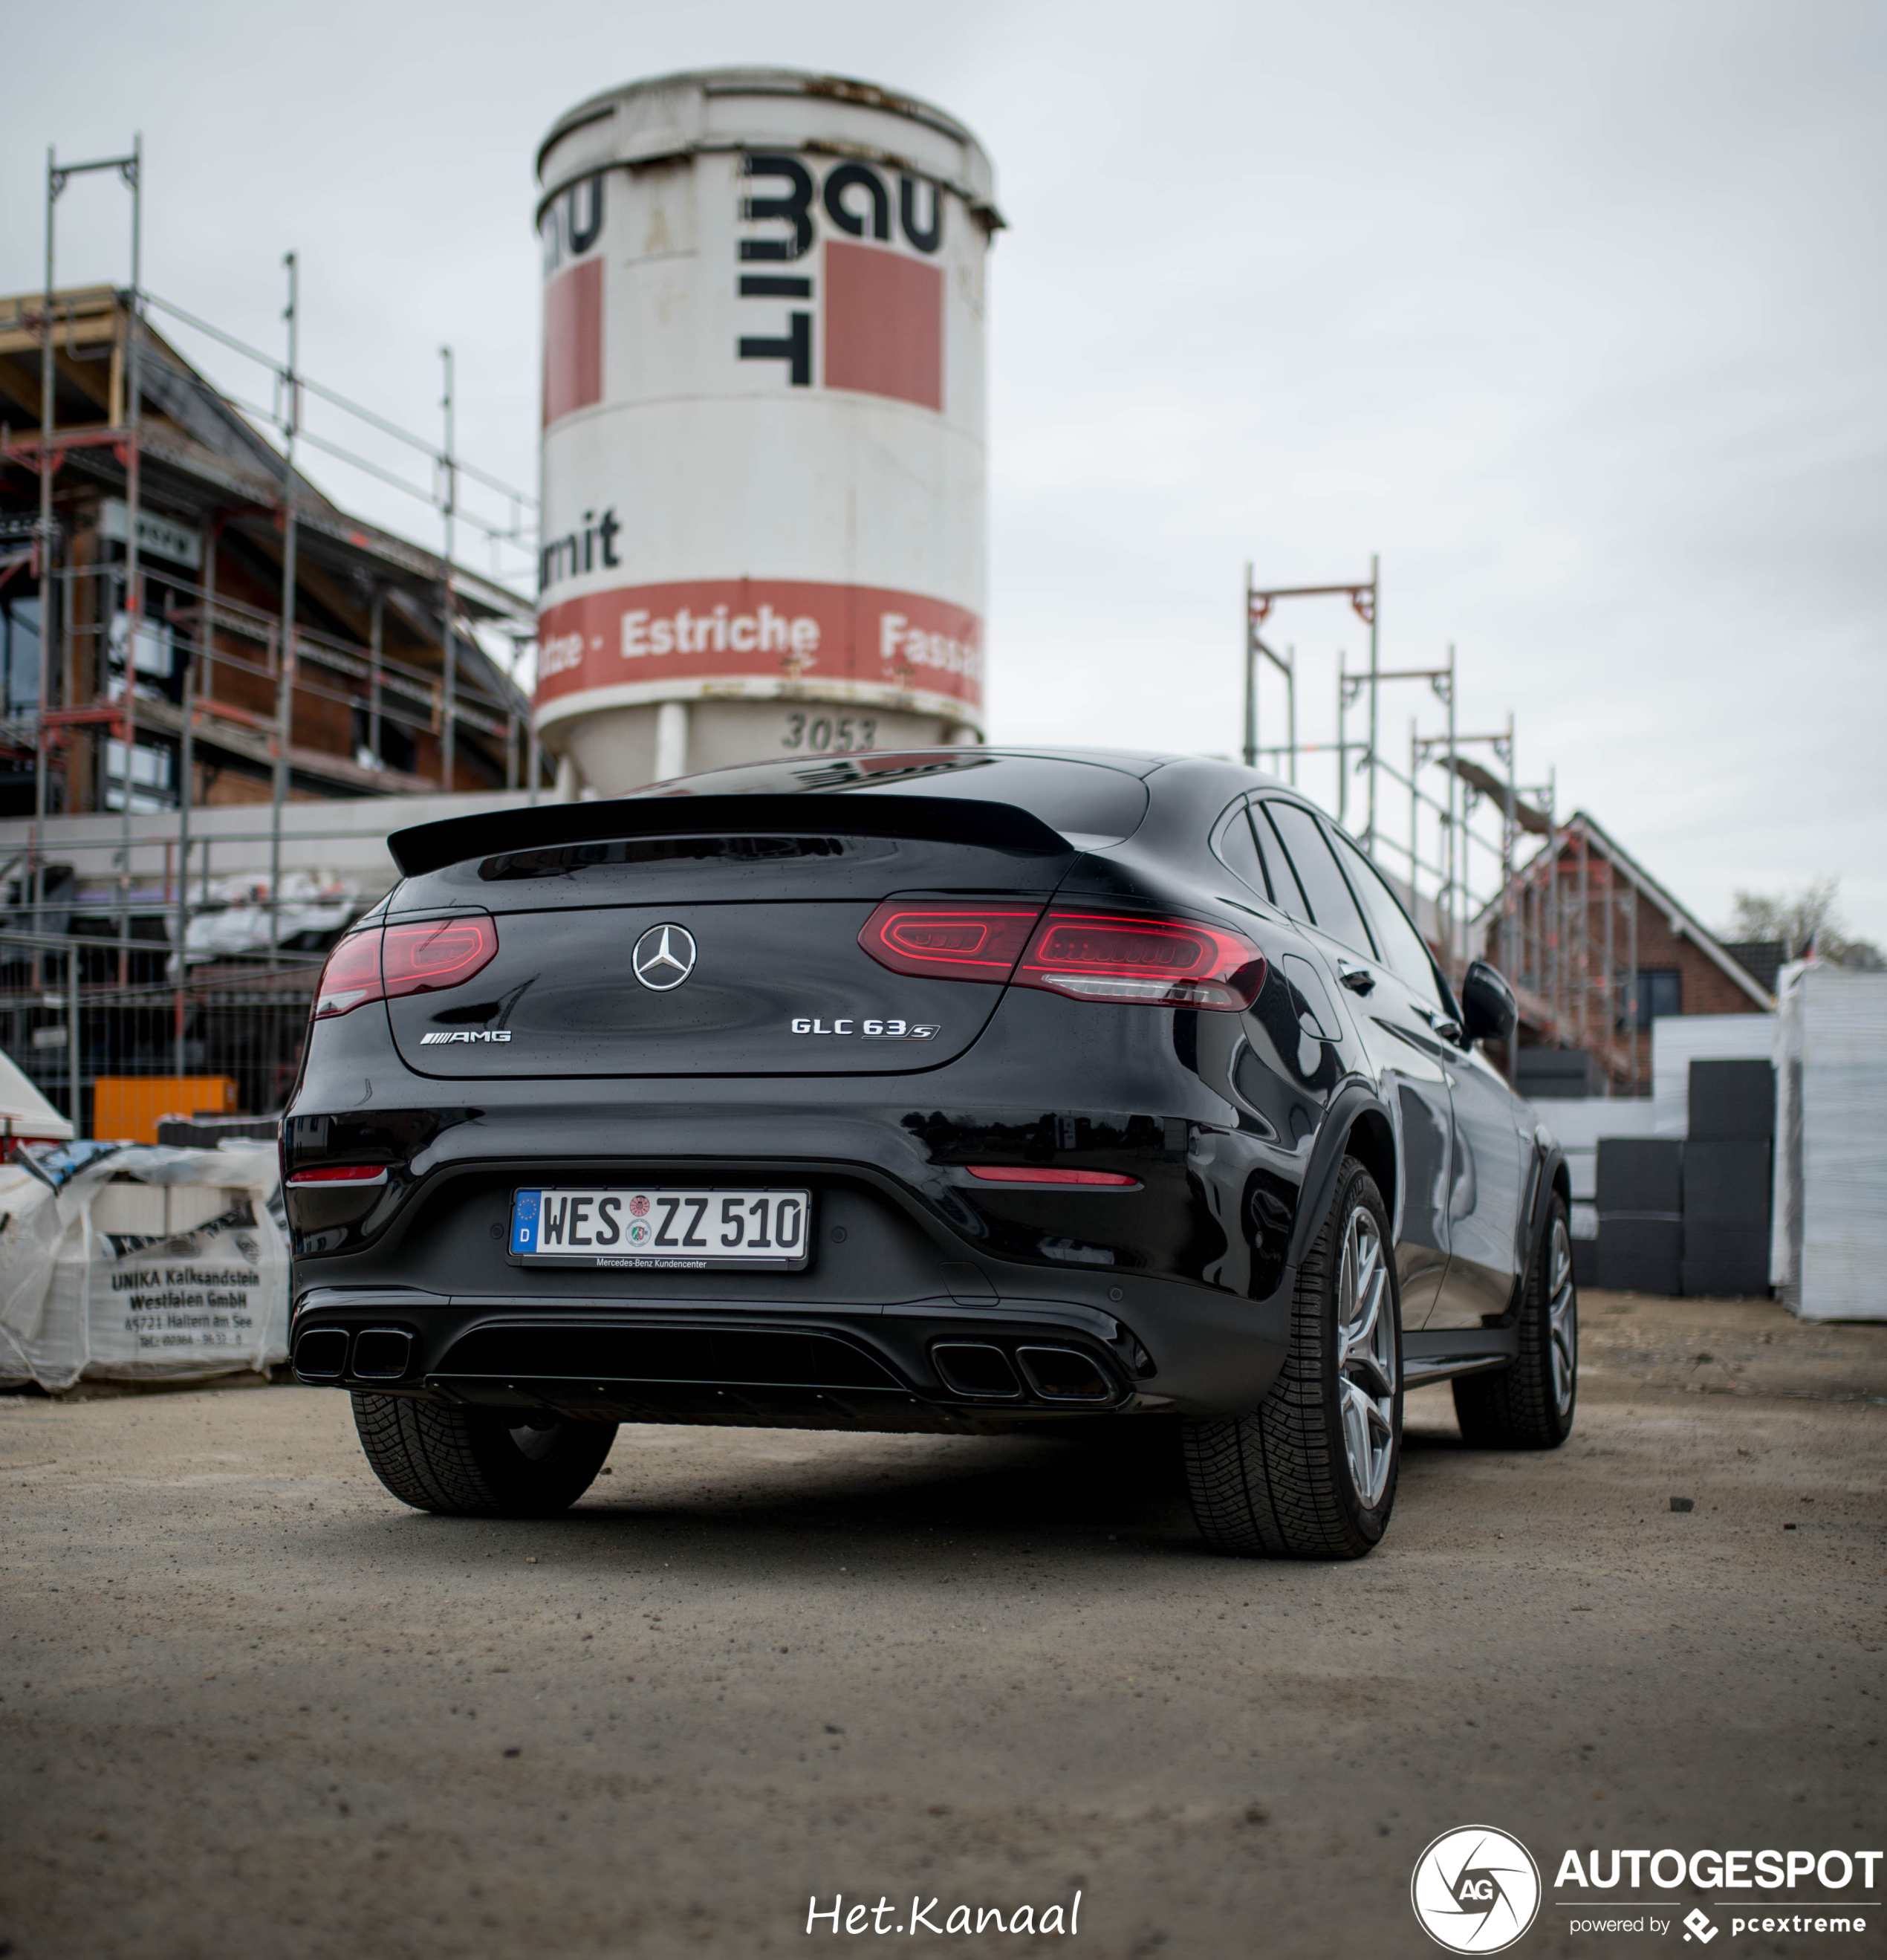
(637, 750, 1150, 844)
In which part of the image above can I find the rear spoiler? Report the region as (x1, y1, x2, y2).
(388, 794, 1077, 877)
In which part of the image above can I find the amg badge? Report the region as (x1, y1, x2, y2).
(420, 1029, 513, 1045)
(789, 1017, 939, 1039)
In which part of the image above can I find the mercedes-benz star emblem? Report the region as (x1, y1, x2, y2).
(631, 923, 698, 992)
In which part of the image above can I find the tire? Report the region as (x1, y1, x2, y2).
(351, 1395, 617, 1516)
(1452, 1194, 1577, 1449)
(1182, 1156, 1402, 1559)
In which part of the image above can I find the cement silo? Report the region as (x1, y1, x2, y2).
(533, 68, 1001, 793)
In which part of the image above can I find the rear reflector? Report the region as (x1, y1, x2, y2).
(965, 1166, 1140, 1187)
(857, 902, 1042, 981)
(287, 1165, 389, 1186)
(314, 916, 498, 1019)
(1016, 912, 1265, 1010)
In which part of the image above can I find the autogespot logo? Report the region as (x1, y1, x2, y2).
(1412, 1826, 1543, 1953)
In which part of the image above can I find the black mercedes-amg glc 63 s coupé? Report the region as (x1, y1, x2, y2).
(285, 748, 1576, 1558)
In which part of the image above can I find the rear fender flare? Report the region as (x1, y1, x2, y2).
(1282, 1080, 1398, 1281)
(1499, 1138, 1571, 1323)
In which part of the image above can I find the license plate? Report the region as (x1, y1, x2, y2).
(508, 1187, 813, 1270)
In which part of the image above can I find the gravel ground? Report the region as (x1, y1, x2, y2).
(1, 1289, 1881, 1960)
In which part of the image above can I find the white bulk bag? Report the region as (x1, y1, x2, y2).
(0, 1140, 287, 1388)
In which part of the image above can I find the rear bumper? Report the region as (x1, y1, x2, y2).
(285, 993, 1320, 1426)
(289, 1275, 1291, 1429)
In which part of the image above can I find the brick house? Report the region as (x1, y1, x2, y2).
(1479, 810, 1772, 1095)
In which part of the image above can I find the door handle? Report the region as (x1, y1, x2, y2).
(1336, 959, 1375, 996)
(1417, 1004, 1464, 1044)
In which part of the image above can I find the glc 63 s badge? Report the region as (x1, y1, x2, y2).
(789, 1016, 938, 1040)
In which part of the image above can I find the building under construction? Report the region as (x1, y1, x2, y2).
(0, 284, 535, 817)
(0, 279, 542, 1133)
(1479, 811, 1775, 1097)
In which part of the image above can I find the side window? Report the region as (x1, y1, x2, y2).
(1261, 801, 1374, 957)
(1212, 804, 1273, 903)
(1327, 824, 1445, 1008)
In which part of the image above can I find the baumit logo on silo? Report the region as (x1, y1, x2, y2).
(534, 144, 984, 729)
(539, 154, 950, 419)
(731, 154, 946, 409)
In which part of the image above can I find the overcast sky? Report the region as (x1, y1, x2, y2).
(10, 0, 1883, 940)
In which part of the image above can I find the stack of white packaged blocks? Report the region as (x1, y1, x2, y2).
(1773, 962, 1887, 1321)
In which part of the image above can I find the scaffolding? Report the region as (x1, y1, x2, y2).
(0, 136, 548, 1124)
(1241, 559, 1643, 1088)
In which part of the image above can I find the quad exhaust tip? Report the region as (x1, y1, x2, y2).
(932, 1342, 1022, 1400)
(352, 1328, 415, 1381)
(293, 1327, 348, 1380)
(931, 1340, 1115, 1404)
(292, 1326, 413, 1383)
(1015, 1346, 1113, 1401)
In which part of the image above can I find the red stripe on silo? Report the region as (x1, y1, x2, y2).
(542, 258, 603, 426)
(822, 241, 943, 412)
(534, 579, 983, 710)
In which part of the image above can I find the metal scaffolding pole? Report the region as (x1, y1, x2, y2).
(1577, 821, 1591, 1056)
(1364, 552, 1380, 857)
(1241, 563, 1256, 770)
(1501, 714, 1518, 1080)
(368, 588, 383, 768)
(1604, 843, 1616, 1086)
(37, 137, 142, 981)
(33, 153, 56, 987)
(270, 250, 300, 969)
(67, 937, 80, 1129)
(1627, 869, 1640, 1094)
(1444, 646, 1458, 974)
(1285, 645, 1297, 785)
(172, 533, 201, 1078)
(117, 134, 144, 992)
(1244, 567, 1374, 811)
(440, 345, 457, 796)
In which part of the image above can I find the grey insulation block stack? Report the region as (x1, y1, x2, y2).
(1595, 1138, 1683, 1294)
(1683, 1059, 1776, 1296)
(1687, 1059, 1776, 1143)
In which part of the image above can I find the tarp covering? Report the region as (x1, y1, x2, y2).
(0, 1047, 75, 1143)
(0, 1141, 287, 1387)
(1773, 962, 1887, 1321)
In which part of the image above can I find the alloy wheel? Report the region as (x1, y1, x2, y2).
(1337, 1202, 1397, 1508)
(1546, 1216, 1577, 1417)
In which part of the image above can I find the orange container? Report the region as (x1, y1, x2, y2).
(91, 1076, 239, 1146)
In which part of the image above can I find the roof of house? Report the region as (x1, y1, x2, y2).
(0, 285, 531, 721)
(1487, 809, 1774, 1011)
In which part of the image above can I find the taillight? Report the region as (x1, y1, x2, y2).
(313, 916, 498, 1019)
(314, 931, 383, 1019)
(1015, 912, 1266, 1010)
(857, 902, 1043, 981)
(287, 1165, 389, 1187)
(382, 918, 498, 995)
(855, 899, 1264, 1009)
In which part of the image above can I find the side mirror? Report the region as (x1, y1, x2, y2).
(1461, 960, 1517, 1044)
